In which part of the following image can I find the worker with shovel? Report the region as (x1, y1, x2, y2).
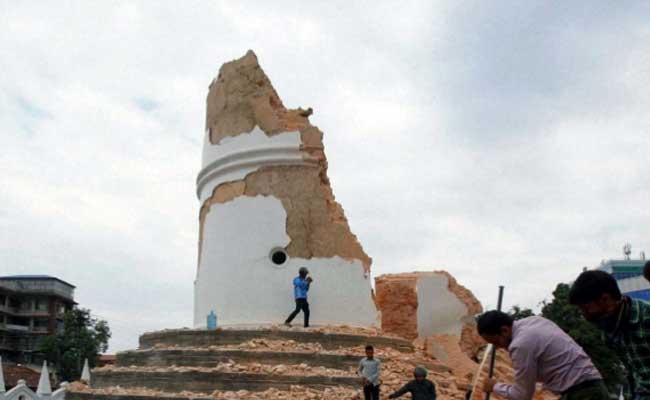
(477, 311, 608, 399)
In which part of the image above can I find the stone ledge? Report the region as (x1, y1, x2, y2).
(117, 349, 361, 369)
(67, 392, 210, 400)
(139, 329, 413, 352)
(91, 370, 360, 392)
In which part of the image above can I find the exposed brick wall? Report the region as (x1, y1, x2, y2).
(374, 274, 419, 340)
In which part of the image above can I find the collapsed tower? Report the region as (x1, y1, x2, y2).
(65, 52, 558, 400)
(194, 51, 377, 327)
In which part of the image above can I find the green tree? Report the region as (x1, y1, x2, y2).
(39, 308, 111, 382)
(541, 283, 624, 391)
(509, 305, 535, 320)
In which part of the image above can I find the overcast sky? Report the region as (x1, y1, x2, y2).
(2, 1, 649, 352)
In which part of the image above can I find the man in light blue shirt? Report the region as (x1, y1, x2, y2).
(284, 267, 313, 327)
(358, 344, 381, 400)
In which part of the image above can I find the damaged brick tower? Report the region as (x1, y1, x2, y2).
(194, 50, 377, 327)
(66, 51, 558, 400)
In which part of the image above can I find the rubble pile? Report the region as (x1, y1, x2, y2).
(235, 338, 323, 353)
(70, 381, 359, 400)
(149, 339, 326, 353)
(210, 386, 359, 400)
(146, 324, 392, 340)
(148, 339, 400, 356)
(95, 362, 354, 378)
(67, 382, 207, 399)
(221, 324, 392, 338)
(77, 338, 481, 399)
(423, 335, 478, 380)
(71, 328, 559, 399)
(375, 271, 558, 400)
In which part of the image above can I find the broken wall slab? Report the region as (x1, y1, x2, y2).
(375, 270, 485, 382)
(375, 271, 481, 343)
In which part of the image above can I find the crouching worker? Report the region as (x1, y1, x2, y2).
(477, 310, 609, 400)
(388, 366, 436, 399)
(358, 345, 381, 400)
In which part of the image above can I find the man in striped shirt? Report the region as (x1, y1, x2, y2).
(570, 270, 650, 399)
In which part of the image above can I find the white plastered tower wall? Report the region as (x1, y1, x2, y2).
(193, 51, 378, 328)
(415, 272, 470, 337)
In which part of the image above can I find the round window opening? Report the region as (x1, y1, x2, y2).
(270, 248, 288, 266)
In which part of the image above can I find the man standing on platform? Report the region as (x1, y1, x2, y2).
(358, 345, 381, 400)
(284, 267, 312, 328)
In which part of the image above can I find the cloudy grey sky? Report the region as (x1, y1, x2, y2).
(2, 1, 649, 352)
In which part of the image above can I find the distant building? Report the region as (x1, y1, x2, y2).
(617, 275, 650, 301)
(3, 363, 42, 390)
(596, 258, 649, 301)
(0, 275, 76, 365)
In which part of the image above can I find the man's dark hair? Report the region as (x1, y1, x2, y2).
(476, 311, 513, 335)
(365, 344, 374, 351)
(644, 261, 650, 280)
(568, 270, 622, 305)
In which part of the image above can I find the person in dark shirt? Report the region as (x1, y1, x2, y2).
(388, 366, 436, 400)
(284, 267, 313, 327)
(570, 270, 650, 399)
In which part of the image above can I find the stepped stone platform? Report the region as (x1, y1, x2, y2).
(68, 394, 212, 400)
(90, 369, 359, 392)
(118, 348, 361, 369)
(139, 328, 413, 352)
(67, 327, 415, 400)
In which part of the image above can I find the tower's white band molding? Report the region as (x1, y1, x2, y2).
(196, 147, 319, 201)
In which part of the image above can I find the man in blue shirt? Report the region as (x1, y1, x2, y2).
(284, 267, 313, 328)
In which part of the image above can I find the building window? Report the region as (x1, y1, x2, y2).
(269, 248, 289, 266)
(19, 300, 31, 311)
(9, 298, 21, 309)
(35, 298, 48, 311)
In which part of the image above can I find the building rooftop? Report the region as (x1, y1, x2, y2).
(3, 363, 42, 388)
(0, 275, 76, 288)
(596, 259, 646, 280)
